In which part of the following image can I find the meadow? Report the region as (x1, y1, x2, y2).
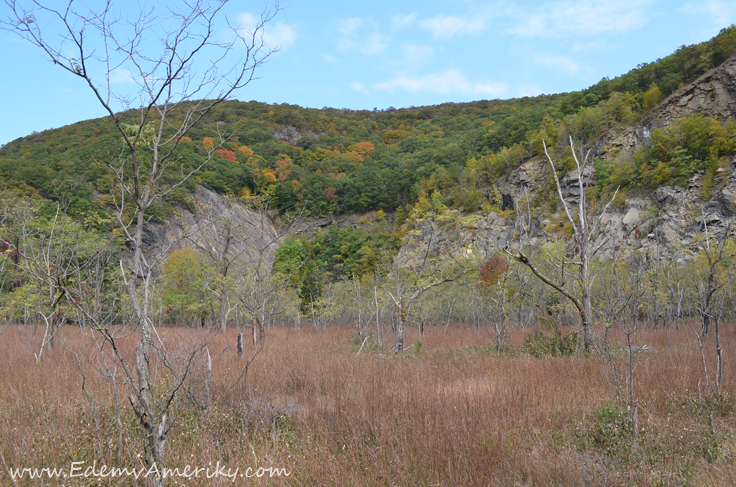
(0, 322, 734, 486)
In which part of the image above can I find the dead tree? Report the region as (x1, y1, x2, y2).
(3, 0, 280, 479)
(507, 137, 619, 351)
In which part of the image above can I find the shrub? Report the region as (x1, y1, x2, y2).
(524, 324, 578, 358)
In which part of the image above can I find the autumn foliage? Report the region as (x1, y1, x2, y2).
(214, 149, 237, 163)
(478, 256, 508, 290)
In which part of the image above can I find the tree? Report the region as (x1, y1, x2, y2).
(388, 208, 475, 353)
(160, 247, 215, 326)
(643, 82, 663, 112)
(692, 222, 736, 396)
(507, 138, 619, 351)
(235, 191, 300, 344)
(3, 0, 280, 478)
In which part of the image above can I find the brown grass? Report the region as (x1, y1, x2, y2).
(1, 323, 735, 486)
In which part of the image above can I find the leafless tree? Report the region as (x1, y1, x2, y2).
(234, 191, 303, 344)
(693, 221, 736, 396)
(507, 137, 619, 350)
(3, 0, 280, 479)
(387, 225, 474, 353)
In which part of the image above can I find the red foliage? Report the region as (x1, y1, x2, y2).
(478, 256, 508, 290)
(325, 187, 336, 203)
(215, 149, 237, 163)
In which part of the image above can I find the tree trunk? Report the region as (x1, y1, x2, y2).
(716, 317, 723, 395)
(395, 299, 405, 353)
(219, 227, 231, 335)
(580, 239, 593, 351)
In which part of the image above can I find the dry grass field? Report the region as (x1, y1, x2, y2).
(1, 323, 735, 486)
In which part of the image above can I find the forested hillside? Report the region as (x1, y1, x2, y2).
(2, 25, 736, 224)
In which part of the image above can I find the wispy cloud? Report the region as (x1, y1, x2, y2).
(534, 54, 581, 75)
(320, 52, 339, 64)
(402, 44, 434, 66)
(336, 17, 387, 55)
(680, 1, 736, 28)
(370, 69, 508, 96)
(351, 82, 371, 95)
(109, 68, 135, 85)
(392, 13, 418, 29)
(516, 84, 543, 97)
(420, 14, 487, 39)
(237, 13, 296, 49)
(506, 0, 652, 38)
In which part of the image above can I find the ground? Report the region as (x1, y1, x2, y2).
(0, 323, 734, 486)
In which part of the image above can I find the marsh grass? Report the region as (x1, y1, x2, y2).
(0, 323, 734, 485)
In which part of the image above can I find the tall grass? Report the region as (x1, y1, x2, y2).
(0, 323, 734, 486)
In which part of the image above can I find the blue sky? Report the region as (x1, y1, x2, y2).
(1, 0, 735, 146)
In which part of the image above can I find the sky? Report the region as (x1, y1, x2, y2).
(1, 0, 736, 146)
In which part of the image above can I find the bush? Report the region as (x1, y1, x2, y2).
(524, 324, 578, 358)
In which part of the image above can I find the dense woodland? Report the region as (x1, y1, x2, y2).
(2, 25, 736, 221)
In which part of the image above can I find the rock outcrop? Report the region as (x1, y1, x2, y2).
(643, 56, 736, 129)
(136, 186, 279, 273)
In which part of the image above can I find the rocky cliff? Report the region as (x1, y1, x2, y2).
(137, 186, 279, 272)
(399, 57, 736, 265)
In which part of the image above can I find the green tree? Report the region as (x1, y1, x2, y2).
(642, 83, 663, 112)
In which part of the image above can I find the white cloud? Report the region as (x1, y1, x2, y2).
(680, 1, 736, 27)
(336, 17, 387, 55)
(109, 68, 135, 85)
(265, 22, 296, 48)
(237, 13, 296, 49)
(402, 44, 434, 66)
(351, 82, 371, 95)
(506, 0, 652, 39)
(516, 84, 543, 97)
(420, 14, 487, 39)
(534, 54, 581, 75)
(320, 52, 339, 64)
(571, 39, 616, 52)
(392, 13, 418, 29)
(373, 69, 508, 97)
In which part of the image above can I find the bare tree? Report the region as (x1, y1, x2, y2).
(693, 221, 736, 395)
(387, 221, 474, 353)
(235, 192, 302, 344)
(507, 138, 618, 351)
(3, 0, 280, 479)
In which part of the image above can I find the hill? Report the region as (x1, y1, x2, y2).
(2, 25, 735, 224)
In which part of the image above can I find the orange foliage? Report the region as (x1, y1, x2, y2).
(262, 169, 277, 182)
(274, 157, 293, 181)
(202, 137, 214, 150)
(343, 151, 365, 163)
(352, 141, 375, 156)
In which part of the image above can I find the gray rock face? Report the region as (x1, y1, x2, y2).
(561, 166, 596, 198)
(622, 209, 640, 230)
(137, 186, 279, 273)
(273, 126, 303, 144)
(643, 57, 736, 129)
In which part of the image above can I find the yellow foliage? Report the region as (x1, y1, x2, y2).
(238, 145, 254, 158)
